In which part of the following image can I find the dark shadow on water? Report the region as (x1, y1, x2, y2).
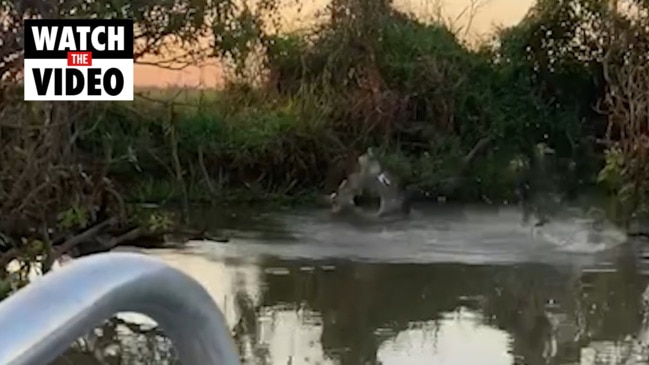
(50, 248, 649, 365)
(49, 205, 649, 365)
(254, 255, 649, 365)
(185, 205, 297, 242)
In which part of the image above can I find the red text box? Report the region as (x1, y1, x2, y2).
(67, 52, 92, 66)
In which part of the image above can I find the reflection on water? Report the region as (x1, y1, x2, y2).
(376, 310, 514, 365)
(51, 205, 649, 365)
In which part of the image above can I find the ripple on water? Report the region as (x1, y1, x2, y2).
(188, 205, 625, 266)
(46, 206, 647, 365)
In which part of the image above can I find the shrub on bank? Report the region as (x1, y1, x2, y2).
(79, 3, 606, 205)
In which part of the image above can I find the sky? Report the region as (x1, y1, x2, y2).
(133, 0, 536, 88)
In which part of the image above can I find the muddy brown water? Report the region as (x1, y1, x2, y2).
(51, 204, 649, 365)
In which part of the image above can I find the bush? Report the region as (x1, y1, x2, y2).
(76, 0, 615, 206)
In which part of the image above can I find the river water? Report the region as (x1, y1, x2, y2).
(51, 204, 649, 365)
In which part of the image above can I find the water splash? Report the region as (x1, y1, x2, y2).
(189, 204, 626, 266)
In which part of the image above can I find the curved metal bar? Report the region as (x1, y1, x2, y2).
(0, 252, 240, 365)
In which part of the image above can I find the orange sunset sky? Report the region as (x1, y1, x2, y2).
(133, 0, 535, 88)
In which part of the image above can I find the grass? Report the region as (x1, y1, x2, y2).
(75, 3, 619, 211)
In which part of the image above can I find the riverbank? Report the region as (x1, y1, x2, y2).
(76, 6, 614, 208)
(85, 85, 601, 208)
(3, 0, 649, 278)
(1, 4, 618, 212)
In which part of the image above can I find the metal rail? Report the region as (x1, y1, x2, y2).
(0, 252, 241, 365)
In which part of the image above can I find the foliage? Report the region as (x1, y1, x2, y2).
(0, 0, 264, 291)
(3, 0, 649, 290)
(144, 212, 175, 232)
(62, 0, 619, 207)
(0, 0, 263, 79)
(598, 1, 649, 223)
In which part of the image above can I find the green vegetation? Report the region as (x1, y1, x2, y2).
(1, 0, 649, 281)
(85, 0, 618, 206)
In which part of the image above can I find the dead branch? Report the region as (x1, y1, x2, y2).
(52, 218, 119, 257)
(599, 3, 649, 217)
(461, 135, 493, 168)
